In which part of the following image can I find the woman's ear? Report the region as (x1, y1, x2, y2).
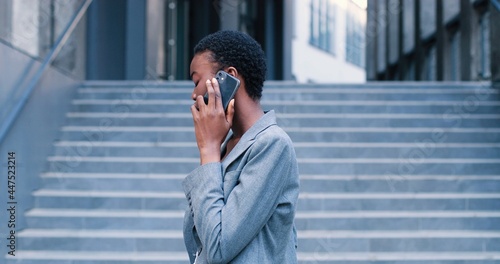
(226, 67, 238, 78)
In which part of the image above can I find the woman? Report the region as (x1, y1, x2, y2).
(183, 30, 300, 263)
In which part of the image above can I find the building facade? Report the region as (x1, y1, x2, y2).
(1, 0, 367, 83)
(85, 0, 292, 81)
(366, 0, 500, 82)
(292, 0, 366, 83)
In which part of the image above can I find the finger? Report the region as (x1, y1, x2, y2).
(211, 78, 223, 110)
(195, 95, 205, 111)
(190, 103, 199, 120)
(206, 79, 216, 109)
(226, 99, 235, 126)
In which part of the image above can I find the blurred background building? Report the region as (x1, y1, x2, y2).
(0, 0, 367, 84)
(293, 0, 366, 83)
(366, 0, 500, 82)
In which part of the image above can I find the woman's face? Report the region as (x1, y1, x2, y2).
(190, 51, 219, 100)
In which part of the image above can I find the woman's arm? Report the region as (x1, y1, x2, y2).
(183, 134, 294, 263)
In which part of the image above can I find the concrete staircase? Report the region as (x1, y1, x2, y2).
(6, 81, 500, 263)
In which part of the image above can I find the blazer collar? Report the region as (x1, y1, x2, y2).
(221, 110, 277, 169)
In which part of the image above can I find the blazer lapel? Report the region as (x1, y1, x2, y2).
(221, 131, 255, 173)
(221, 110, 277, 173)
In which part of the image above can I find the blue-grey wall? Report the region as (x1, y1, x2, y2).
(0, 42, 79, 234)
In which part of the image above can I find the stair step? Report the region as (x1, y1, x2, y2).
(297, 251, 500, 262)
(25, 209, 185, 230)
(63, 112, 500, 128)
(71, 102, 500, 114)
(77, 86, 496, 93)
(69, 98, 500, 114)
(44, 155, 500, 175)
(33, 189, 186, 210)
(8, 249, 500, 262)
(24, 208, 500, 231)
(299, 177, 500, 193)
(6, 251, 188, 263)
(74, 87, 500, 101)
(297, 231, 500, 255)
(16, 229, 185, 251)
(57, 126, 500, 143)
(80, 80, 491, 88)
(40, 172, 500, 180)
(40, 172, 500, 193)
(297, 230, 500, 238)
(298, 231, 500, 253)
(41, 175, 184, 192)
(32, 189, 500, 210)
(297, 193, 500, 211)
(296, 211, 500, 231)
(71, 99, 500, 106)
(7, 251, 500, 263)
(33, 189, 497, 201)
(297, 160, 500, 175)
(15, 229, 500, 252)
(52, 141, 500, 159)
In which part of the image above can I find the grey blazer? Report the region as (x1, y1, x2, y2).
(183, 110, 300, 264)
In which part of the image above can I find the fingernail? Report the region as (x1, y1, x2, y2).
(212, 78, 216, 83)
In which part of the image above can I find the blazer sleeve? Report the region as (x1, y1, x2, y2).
(183, 207, 198, 263)
(182, 134, 293, 264)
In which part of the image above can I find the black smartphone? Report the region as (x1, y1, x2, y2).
(203, 70, 240, 111)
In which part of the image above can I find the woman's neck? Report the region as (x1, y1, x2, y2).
(231, 99, 264, 139)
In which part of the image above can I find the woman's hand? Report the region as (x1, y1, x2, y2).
(191, 78, 235, 165)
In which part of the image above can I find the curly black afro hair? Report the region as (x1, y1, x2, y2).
(194, 30, 267, 101)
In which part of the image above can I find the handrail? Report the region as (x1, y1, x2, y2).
(493, 0, 500, 12)
(0, 0, 93, 144)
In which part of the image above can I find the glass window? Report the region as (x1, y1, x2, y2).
(479, 11, 490, 78)
(10, 0, 43, 57)
(449, 30, 461, 81)
(309, 0, 336, 55)
(0, 0, 86, 78)
(345, 0, 365, 68)
(422, 44, 436, 80)
(406, 57, 416, 80)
